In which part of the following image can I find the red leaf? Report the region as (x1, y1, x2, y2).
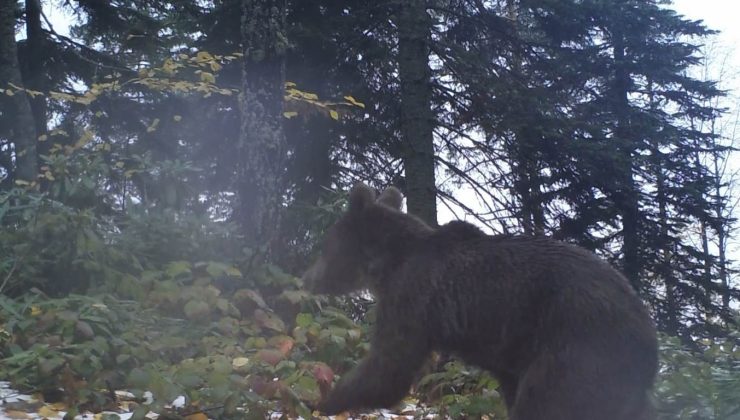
(269, 335, 295, 356)
(256, 349, 284, 366)
(312, 362, 334, 385)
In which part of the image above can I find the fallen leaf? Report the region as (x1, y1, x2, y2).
(38, 405, 60, 417)
(256, 349, 284, 366)
(4, 410, 30, 419)
(268, 335, 294, 356)
(232, 357, 249, 368)
(312, 362, 334, 385)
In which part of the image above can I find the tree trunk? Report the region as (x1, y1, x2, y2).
(24, 0, 48, 145)
(717, 217, 729, 311)
(396, 0, 437, 225)
(611, 27, 641, 291)
(238, 0, 288, 253)
(710, 128, 731, 311)
(656, 155, 680, 335)
(0, 0, 37, 182)
(507, 1, 544, 235)
(512, 129, 545, 235)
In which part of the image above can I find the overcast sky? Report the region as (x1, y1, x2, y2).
(673, 0, 740, 60)
(673, 0, 740, 96)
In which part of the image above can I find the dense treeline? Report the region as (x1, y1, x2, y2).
(1, 0, 739, 417)
(3, 0, 735, 337)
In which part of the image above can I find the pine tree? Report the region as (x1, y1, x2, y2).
(238, 0, 288, 251)
(0, 0, 37, 182)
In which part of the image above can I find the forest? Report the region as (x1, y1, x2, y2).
(0, 0, 739, 418)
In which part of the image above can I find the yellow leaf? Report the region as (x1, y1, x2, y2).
(285, 81, 297, 88)
(14, 180, 30, 186)
(38, 134, 48, 142)
(226, 266, 242, 277)
(185, 413, 208, 420)
(199, 71, 216, 84)
(31, 306, 42, 316)
(3, 410, 30, 419)
(75, 130, 94, 148)
(38, 405, 60, 417)
(75, 94, 95, 105)
(196, 51, 214, 62)
(232, 357, 249, 368)
(162, 58, 179, 75)
(147, 118, 160, 133)
(49, 91, 75, 101)
(115, 161, 125, 169)
(343, 95, 366, 108)
(44, 171, 55, 181)
(173, 115, 182, 122)
(49, 402, 67, 410)
(329, 110, 339, 120)
(283, 111, 298, 119)
(302, 92, 319, 101)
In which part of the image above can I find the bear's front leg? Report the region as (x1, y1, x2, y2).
(318, 329, 430, 415)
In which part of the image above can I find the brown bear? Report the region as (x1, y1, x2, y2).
(303, 183, 658, 420)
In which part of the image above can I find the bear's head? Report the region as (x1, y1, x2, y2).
(302, 182, 405, 295)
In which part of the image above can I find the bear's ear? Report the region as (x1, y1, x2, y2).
(377, 187, 403, 210)
(348, 183, 376, 214)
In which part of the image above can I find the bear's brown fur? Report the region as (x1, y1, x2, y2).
(303, 183, 658, 420)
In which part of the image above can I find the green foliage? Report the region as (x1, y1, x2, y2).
(656, 331, 740, 419)
(0, 259, 368, 416)
(0, 143, 211, 296)
(0, 188, 126, 295)
(415, 360, 507, 418)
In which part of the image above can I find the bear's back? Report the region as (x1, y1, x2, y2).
(397, 228, 656, 379)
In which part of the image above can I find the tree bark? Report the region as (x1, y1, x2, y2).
(710, 126, 731, 311)
(0, 0, 37, 182)
(238, 0, 288, 252)
(656, 155, 680, 335)
(396, 0, 437, 225)
(611, 26, 641, 291)
(24, 0, 48, 144)
(507, 1, 544, 235)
